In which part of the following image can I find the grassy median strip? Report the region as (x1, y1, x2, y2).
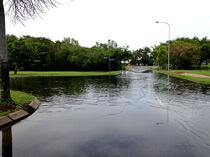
(201, 65, 210, 69)
(10, 71, 123, 77)
(158, 70, 210, 84)
(170, 70, 210, 76)
(0, 91, 35, 117)
(149, 66, 210, 84)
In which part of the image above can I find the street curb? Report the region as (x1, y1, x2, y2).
(8, 110, 29, 121)
(0, 116, 12, 127)
(0, 97, 40, 129)
(28, 97, 40, 110)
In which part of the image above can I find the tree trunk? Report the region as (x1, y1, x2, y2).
(14, 64, 17, 75)
(0, 0, 13, 104)
(2, 127, 12, 157)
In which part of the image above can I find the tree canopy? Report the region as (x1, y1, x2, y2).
(151, 37, 210, 69)
(7, 35, 132, 72)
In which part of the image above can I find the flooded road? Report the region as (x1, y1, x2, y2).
(1, 68, 210, 157)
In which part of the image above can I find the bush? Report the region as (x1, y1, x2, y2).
(170, 41, 201, 69)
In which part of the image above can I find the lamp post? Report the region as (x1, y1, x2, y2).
(156, 21, 171, 123)
(156, 21, 170, 73)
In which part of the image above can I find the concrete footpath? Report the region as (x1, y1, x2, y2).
(0, 98, 40, 129)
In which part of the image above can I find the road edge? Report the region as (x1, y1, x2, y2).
(0, 97, 40, 130)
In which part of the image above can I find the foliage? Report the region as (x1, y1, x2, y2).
(151, 37, 210, 70)
(199, 37, 210, 67)
(0, 90, 34, 117)
(151, 44, 167, 67)
(131, 47, 154, 66)
(7, 35, 132, 72)
(170, 41, 201, 69)
(7, 34, 210, 71)
(158, 70, 210, 85)
(0, 0, 56, 104)
(10, 90, 34, 105)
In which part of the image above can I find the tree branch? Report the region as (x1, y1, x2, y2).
(6, 0, 57, 23)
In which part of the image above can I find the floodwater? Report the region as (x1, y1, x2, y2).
(1, 67, 210, 157)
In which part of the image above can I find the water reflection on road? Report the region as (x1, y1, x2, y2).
(1, 68, 210, 157)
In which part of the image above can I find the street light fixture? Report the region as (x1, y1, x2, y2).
(156, 21, 170, 73)
(156, 21, 171, 122)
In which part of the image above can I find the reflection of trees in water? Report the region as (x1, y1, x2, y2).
(10, 76, 131, 99)
(10, 77, 88, 97)
(153, 73, 210, 149)
(152, 72, 210, 95)
(152, 72, 210, 115)
(2, 127, 12, 157)
(200, 85, 210, 95)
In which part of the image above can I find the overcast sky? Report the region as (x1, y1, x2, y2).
(5, 0, 210, 50)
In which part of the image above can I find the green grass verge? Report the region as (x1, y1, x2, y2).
(171, 70, 210, 76)
(149, 66, 210, 84)
(0, 90, 35, 117)
(201, 64, 210, 69)
(11, 91, 34, 105)
(157, 70, 210, 84)
(10, 71, 123, 77)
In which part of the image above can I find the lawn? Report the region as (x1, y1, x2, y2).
(201, 64, 210, 69)
(11, 90, 34, 105)
(171, 70, 210, 76)
(148, 66, 210, 84)
(158, 70, 210, 84)
(10, 71, 123, 77)
(0, 90, 35, 117)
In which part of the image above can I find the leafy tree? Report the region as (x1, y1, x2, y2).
(6, 35, 131, 72)
(132, 47, 153, 66)
(151, 44, 167, 68)
(120, 46, 132, 64)
(0, 0, 56, 103)
(92, 40, 126, 71)
(55, 38, 80, 70)
(140, 47, 153, 66)
(7, 35, 21, 74)
(199, 37, 210, 68)
(170, 41, 201, 69)
(131, 49, 142, 65)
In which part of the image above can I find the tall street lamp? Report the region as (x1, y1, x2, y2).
(156, 21, 170, 73)
(156, 21, 171, 120)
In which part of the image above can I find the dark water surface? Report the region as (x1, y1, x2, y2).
(1, 70, 210, 157)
